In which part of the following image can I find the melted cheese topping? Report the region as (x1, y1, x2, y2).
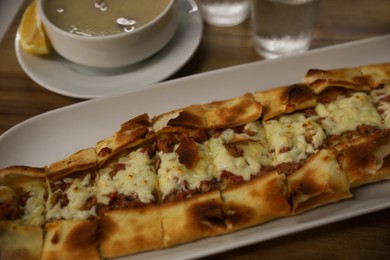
(207, 122, 272, 181)
(96, 148, 158, 205)
(370, 84, 390, 128)
(264, 113, 326, 164)
(157, 142, 214, 199)
(315, 92, 383, 135)
(23, 184, 46, 226)
(46, 173, 96, 221)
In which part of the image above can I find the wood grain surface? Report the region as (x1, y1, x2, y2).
(0, 0, 389, 259)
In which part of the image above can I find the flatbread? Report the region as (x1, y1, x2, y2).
(0, 62, 389, 259)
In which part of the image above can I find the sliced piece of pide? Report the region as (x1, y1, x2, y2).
(96, 145, 163, 258)
(205, 121, 290, 231)
(221, 171, 291, 232)
(0, 166, 47, 260)
(315, 89, 385, 147)
(96, 113, 152, 166)
(262, 112, 327, 175)
(334, 129, 390, 188)
(288, 149, 352, 214)
(254, 84, 317, 121)
(155, 127, 213, 202)
(46, 148, 98, 220)
(207, 121, 274, 187)
(304, 66, 372, 94)
(161, 190, 226, 247)
(44, 148, 100, 259)
(154, 127, 226, 246)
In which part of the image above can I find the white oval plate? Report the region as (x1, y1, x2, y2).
(3, 35, 390, 260)
(15, 0, 202, 99)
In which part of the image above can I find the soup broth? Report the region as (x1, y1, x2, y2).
(44, 0, 171, 36)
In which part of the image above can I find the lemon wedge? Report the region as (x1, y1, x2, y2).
(18, 0, 51, 55)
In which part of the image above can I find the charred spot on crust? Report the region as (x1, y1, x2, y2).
(66, 221, 97, 249)
(217, 99, 253, 126)
(285, 84, 314, 105)
(187, 199, 226, 230)
(292, 168, 322, 195)
(98, 216, 119, 242)
(226, 202, 255, 227)
(317, 87, 350, 103)
(352, 75, 368, 85)
(120, 113, 150, 129)
(50, 230, 60, 245)
(338, 142, 376, 173)
(168, 106, 206, 128)
(214, 98, 262, 128)
(98, 147, 112, 157)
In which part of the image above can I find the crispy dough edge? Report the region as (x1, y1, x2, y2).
(46, 147, 97, 180)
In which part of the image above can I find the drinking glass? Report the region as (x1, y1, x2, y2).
(251, 0, 321, 59)
(197, 0, 250, 27)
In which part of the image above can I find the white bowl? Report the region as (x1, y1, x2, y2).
(38, 0, 179, 68)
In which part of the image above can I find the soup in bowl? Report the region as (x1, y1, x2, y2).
(38, 0, 179, 68)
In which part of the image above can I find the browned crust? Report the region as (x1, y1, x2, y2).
(222, 171, 291, 232)
(0, 165, 46, 179)
(41, 220, 100, 260)
(0, 221, 43, 260)
(359, 63, 390, 87)
(334, 129, 390, 188)
(98, 205, 163, 258)
(0, 166, 47, 190)
(304, 67, 371, 94)
(163, 105, 207, 129)
(46, 148, 97, 180)
(254, 84, 316, 121)
(153, 93, 263, 130)
(96, 113, 152, 166)
(203, 93, 263, 128)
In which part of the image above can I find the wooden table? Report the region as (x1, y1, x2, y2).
(0, 0, 389, 259)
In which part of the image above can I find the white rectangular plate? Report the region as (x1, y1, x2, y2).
(1, 35, 390, 259)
